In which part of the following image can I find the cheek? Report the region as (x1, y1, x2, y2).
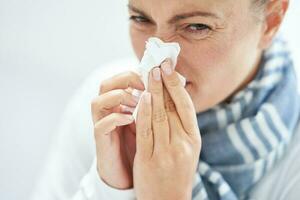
(130, 28, 151, 61)
(129, 26, 247, 77)
(178, 39, 230, 71)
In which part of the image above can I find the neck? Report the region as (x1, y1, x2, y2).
(225, 50, 263, 103)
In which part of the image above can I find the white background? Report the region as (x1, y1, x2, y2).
(0, 1, 299, 199)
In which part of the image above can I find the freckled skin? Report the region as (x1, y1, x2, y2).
(128, 0, 266, 112)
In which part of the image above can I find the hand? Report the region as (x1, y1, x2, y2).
(91, 71, 144, 189)
(134, 60, 202, 200)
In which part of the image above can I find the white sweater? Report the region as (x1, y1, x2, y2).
(30, 58, 300, 200)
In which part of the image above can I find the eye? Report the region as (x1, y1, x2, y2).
(185, 24, 211, 34)
(129, 15, 150, 24)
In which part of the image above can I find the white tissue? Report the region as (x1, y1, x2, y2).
(132, 37, 186, 121)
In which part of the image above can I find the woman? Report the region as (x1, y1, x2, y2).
(31, 0, 300, 199)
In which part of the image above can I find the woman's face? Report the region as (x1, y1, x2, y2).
(128, 0, 265, 113)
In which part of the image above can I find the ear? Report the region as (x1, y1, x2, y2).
(259, 0, 289, 49)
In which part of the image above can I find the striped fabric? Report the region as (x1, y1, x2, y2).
(192, 37, 300, 200)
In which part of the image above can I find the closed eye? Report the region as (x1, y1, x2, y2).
(185, 24, 211, 34)
(129, 14, 213, 40)
(129, 15, 151, 24)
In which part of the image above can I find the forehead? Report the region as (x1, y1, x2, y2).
(128, 0, 246, 23)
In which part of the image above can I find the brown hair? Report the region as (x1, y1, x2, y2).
(252, 0, 269, 10)
(253, 0, 269, 6)
(251, 0, 269, 18)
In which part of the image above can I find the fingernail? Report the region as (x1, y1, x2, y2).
(122, 106, 135, 113)
(161, 60, 173, 76)
(152, 68, 161, 81)
(144, 92, 151, 104)
(132, 89, 143, 98)
(132, 95, 140, 103)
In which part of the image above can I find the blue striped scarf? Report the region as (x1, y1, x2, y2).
(192, 37, 300, 200)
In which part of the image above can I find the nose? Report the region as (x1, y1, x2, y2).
(153, 27, 177, 43)
(155, 36, 177, 44)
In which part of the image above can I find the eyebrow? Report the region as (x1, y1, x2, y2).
(127, 4, 220, 24)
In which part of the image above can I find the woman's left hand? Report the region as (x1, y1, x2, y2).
(133, 60, 202, 200)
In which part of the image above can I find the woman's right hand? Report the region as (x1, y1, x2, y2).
(91, 71, 145, 189)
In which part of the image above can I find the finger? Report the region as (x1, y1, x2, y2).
(149, 67, 170, 148)
(99, 71, 145, 95)
(125, 87, 133, 94)
(94, 113, 134, 138)
(91, 89, 140, 123)
(163, 86, 177, 113)
(136, 92, 153, 159)
(167, 111, 184, 143)
(120, 105, 136, 114)
(163, 86, 183, 140)
(161, 59, 198, 136)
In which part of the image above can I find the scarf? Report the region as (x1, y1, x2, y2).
(191, 37, 300, 200)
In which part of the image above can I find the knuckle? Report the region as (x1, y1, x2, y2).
(98, 109, 110, 119)
(99, 81, 108, 94)
(123, 71, 135, 85)
(149, 85, 162, 95)
(167, 75, 181, 88)
(165, 99, 176, 112)
(173, 143, 194, 162)
(153, 109, 167, 122)
(139, 127, 152, 138)
(90, 97, 110, 118)
(113, 89, 125, 103)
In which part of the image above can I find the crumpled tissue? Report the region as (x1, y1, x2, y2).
(132, 37, 186, 121)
